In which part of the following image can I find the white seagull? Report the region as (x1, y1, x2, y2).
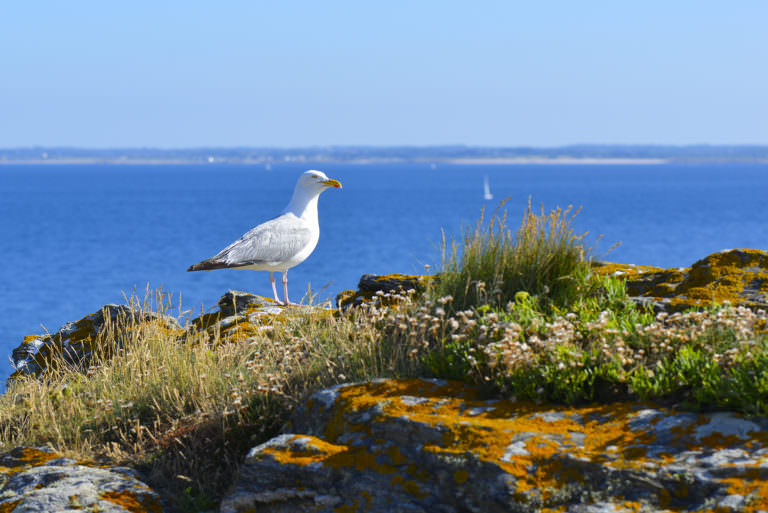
(188, 170, 342, 305)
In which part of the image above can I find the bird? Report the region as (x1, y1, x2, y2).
(187, 170, 342, 305)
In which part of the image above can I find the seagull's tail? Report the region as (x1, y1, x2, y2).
(187, 259, 228, 272)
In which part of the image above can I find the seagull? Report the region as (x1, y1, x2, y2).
(187, 170, 342, 305)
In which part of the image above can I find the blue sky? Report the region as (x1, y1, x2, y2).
(1, 1, 767, 147)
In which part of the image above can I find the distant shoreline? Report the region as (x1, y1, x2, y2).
(445, 157, 668, 165)
(4, 144, 768, 165)
(1, 157, 755, 166)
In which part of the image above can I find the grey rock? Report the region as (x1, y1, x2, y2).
(10, 305, 180, 381)
(217, 290, 276, 317)
(0, 446, 162, 512)
(222, 378, 768, 513)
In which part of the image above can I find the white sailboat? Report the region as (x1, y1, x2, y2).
(483, 176, 493, 200)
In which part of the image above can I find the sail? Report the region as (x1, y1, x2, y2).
(483, 176, 493, 200)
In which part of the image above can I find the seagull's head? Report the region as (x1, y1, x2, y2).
(298, 170, 342, 193)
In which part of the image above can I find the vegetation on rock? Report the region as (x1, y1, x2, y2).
(1, 202, 766, 511)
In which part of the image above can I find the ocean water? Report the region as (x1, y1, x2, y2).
(1, 162, 767, 382)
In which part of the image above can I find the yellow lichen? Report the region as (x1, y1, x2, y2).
(596, 249, 768, 312)
(6, 447, 61, 468)
(0, 500, 21, 513)
(297, 379, 768, 507)
(100, 491, 162, 513)
(592, 262, 663, 277)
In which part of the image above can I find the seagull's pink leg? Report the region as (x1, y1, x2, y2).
(270, 272, 284, 305)
(282, 271, 293, 306)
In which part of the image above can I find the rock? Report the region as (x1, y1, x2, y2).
(188, 290, 333, 344)
(222, 378, 768, 513)
(217, 290, 281, 317)
(594, 249, 768, 312)
(0, 446, 162, 512)
(9, 305, 181, 381)
(336, 273, 428, 309)
(340, 249, 768, 314)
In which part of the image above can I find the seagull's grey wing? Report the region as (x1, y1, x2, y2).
(196, 214, 314, 270)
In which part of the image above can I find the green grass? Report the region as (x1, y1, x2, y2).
(421, 201, 768, 413)
(432, 198, 592, 311)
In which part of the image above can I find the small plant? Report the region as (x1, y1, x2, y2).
(422, 286, 768, 415)
(433, 198, 591, 312)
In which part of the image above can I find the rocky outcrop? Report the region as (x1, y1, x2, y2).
(0, 446, 162, 512)
(10, 305, 181, 380)
(189, 290, 331, 344)
(595, 248, 768, 313)
(336, 273, 428, 309)
(222, 378, 768, 513)
(338, 250, 768, 314)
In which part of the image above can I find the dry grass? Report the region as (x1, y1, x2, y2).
(0, 290, 424, 511)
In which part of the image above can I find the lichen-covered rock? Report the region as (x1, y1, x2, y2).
(0, 446, 162, 512)
(341, 249, 768, 314)
(188, 290, 333, 344)
(336, 273, 428, 309)
(9, 305, 181, 381)
(222, 378, 768, 513)
(9, 291, 332, 383)
(595, 249, 768, 312)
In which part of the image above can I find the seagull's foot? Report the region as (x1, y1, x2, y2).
(272, 299, 300, 307)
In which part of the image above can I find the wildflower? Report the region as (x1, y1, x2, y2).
(514, 291, 530, 303)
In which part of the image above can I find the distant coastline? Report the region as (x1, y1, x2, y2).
(0, 157, 671, 165)
(446, 157, 668, 165)
(1, 145, 768, 165)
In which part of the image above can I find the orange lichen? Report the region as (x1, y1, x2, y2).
(100, 491, 162, 513)
(261, 435, 350, 467)
(6, 447, 62, 468)
(0, 500, 21, 513)
(292, 378, 768, 508)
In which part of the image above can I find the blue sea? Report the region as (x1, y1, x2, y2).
(1, 162, 767, 383)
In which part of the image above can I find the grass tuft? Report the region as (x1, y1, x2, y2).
(432, 197, 590, 311)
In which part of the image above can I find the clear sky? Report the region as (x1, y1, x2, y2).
(1, 1, 767, 147)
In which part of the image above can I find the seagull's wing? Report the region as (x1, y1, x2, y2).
(188, 214, 314, 271)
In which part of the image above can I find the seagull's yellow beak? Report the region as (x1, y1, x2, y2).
(322, 178, 342, 189)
